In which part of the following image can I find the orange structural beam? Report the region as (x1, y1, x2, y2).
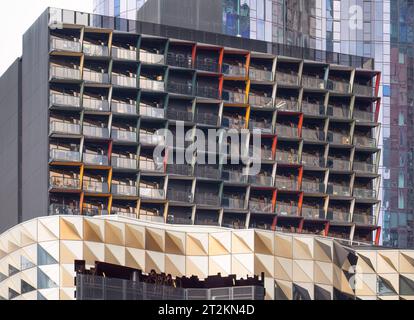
(298, 219, 305, 233)
(298, 192, 304, 216)
(245, 53, 251, 79)
(245, 79, 251, 104)
(219, 74, 224, 97)
(191, 45, 197, 68)
(218, 47, 224, 73)
(271, 136, 278, 159)
(80, 192, 85, 215)
(298, 166, 304, 191)
(272, 190, 278, 211)
(375, 226, 381, 246)
(108, 140, 113, 162)
(108, 195, 113, 215)
(324, 221, 330, 237)
(271, 216, 278, 232)
(245, 106, 251, 129)
(298, 113, 304, 137)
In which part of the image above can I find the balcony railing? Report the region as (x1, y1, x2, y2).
(276, 203, 299, 217)
(140, 51, 165, 64)
(249, 94, 274, 108)
(111, 156, 138, 170)
(275, 98, 299, 112)
(302, 75, 325, 89)
(249, 146, 273, 161)
(50, 176, 80, 190)
(249, 200, 273, 213)
(222, 116, 246, 130)
(140, 159, 164, 173)
(302, 128, 325, 141)
(301, 154, 325, 168)
(327, 184, 351, 197)
(83, 125, 110, 139)
(167, 109, 193, 122)
(83, 180, 109, 193)
(140, 78, 165, 91)
(112, 184, 138, 196)
(327, 158, 351, 171)
(353, 84, 374, 97)
(301, 180, 325, 193)
(353, 188, 377, 200)
(50, 65, 81, 80)
(50, 121, 81, 135)
(354, 109, 375, 122)
(49, 204, 81, 216)
(302, 102, 325, 116)
(50, 149, 80, 162)
(50, 93, 81, 108)
(249, 120, 273, 134)
(276, 125, 299, 138)
(168, 190, 193, 202)
(50, 37, 81, 52)
(167, 82, 194, 96)
(222, 197, 245, 210)
(195, 58, 219, 73)
(83, 70, 110, 84)
(275, 72, 299, 85)
(222, 90, 246, 104)
(83, 153, 109, 166)
(112, 47, 137, 61)
(139, 188, 166, 200)
(327, 132, 351, 145)
(140, 133, 165, 145)
(112, 129, 137, 143)
(354, 136, 376, 148)
(82, 97, 110, 112)
(139, 105, 165, 118)
(276, 151, 299, 164)
(249, 175, 274, 186)
(83, 207, 109, 217)
(301, 206, 325, 219)
(112, 211, 138, 219)
(167, 164, 192, 176)
(222, 63, 246, 77)
(353, 161, 377, 174)
(111, 101, 137, 115)
(166, 52, 193, 69)
(194, 165, 221, 180)
(327, 105, 350, 119)
(196, 85, 220, 100)
(112, 74, 137, 88)
(138, 215, 164, 223)
(195, 218, 220, 226)
(194, 112, 219, 126)
(195, 194, 220, 206)
(167, 215, 193, 225)
(249, 68, 273, 82)
(327, 79, 350, 93)
(327, 210, 350, 223)
(222, 170, 248, 183)
(353, 213, 376, 225)
(276, 177, 298, 191)
(83, 43, 109, 57)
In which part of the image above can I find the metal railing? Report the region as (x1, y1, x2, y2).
(249, 200, 273, 213)
(195, 194, 220, 206)
(112, 47, 137, 61)
(83, 153, 109, 166)
(50, 93, 81, 108)
(167, 215, 193, 225)
(327, 158, 351, 171)
(249, 120, 273, 134)
(276, 177, 298, 190)
(50, 37, 81, 52)
(327, 132, 351, 144)
(301, 206, 326, 219)
(249, 175, 274, 186)
(327, 210, 350, 222)
(353, 83, 374, 97)
(275, 72, 299, 85)
(301, 75, 325, 89)
(327, 79, 350, 93)
(327, 105, 350, 119)
(140, 78, 165, 91)
(50, 65, 81, 80)
(112, 184, 138, 196)
(275, 98, 299, 112)
(353, 213, 376, 225)
(353, 161, 377, 174)
(83, 180, 109, 193)
(139, 159, 165, 172)
(50, 176, 80, 190)
(276, 203, 299, 217)
(222, 170, 248, 183)
(353, 187, 377, 200)
(276, 125, 299, 138)
(327, 184, 351, 196)
(222, 116, 246, 130)
(195, 58, 219, 73)
(194, 165, 221, 180)
(166, 109, 193, 122)
(166, 52, 193, 69)
(301, 180, 325, 193)
(112, 74, 137, 88)
(222, 90, 246, 104)
(49, 204, 81, 216)
(83, 43, 109, 56)
(83, 97, 110, 111)
(302, 102, 325, 116)
(139, 104, 165, 118)
(354, 136, 376, 148)
(354, 109, 375, 122)
(194, 112, 219, 126)
(222, 197, 245, 210)
(112, 101, 137, 115)
(111, 156, 138, 170)
(302, 128, 325, 141)
(50, 149, 80, 162)
(83, 70, 110, 84)
(167, 190, 193, 202)
(112, 129, 137, 143)
(50, 121, 81, 135)
(276, 151, 299, 164)
(222, 63, 246, 77)
(139, 188, 166, 200)
(167, 82, 193, 96)
(83, 125, 110, 138)
(140, 133, 165, 145)
(140, 51, 165, 64)
(249, 68, 273, 81)
(301, 153, 325, 168)
(196, 85, 220, 99)
(249, 146, 273, 160)
(112, 211, 138, 219)
(249, 94, 274, 108)
(83, 207, 109, 217)
(167, 164, 192, 176)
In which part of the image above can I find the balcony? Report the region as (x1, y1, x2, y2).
(276, 125, 299, 138)
(302, 75, 325, 89)
(113, 211, 138, 219)
(327, 79, 350, 94)
(276, 177, 298, 191)
(112, 74, 137, 88)
(222, 170, 248, 183)
(167, 82, 193, 96)
(301, 206, 325, 219)
(249, 146, 273, 161)
(302, 102, 324, 116)
(275, 72, 299, 85)
(249, 95, 274, 108)
(83, 97, 110, 112)
(276, 151, 299, 164)
(50, 149, 80, 162)
(140, 79, 165, 91)
(50, 176, 80, 190)
(139, 104, 165, 119)
(222, 197, 245, 210)
(249, 175, 273, 186)
(327, 158, 350, 171)
(50, 37, 81, 52)
(112, 184, 138, 196)
(49, 204, 81, 216)
(195, 112, 219, 126)
(301, 154, 325, 168)
(328, 132, 351, 145)
(167, 108, 193, 122)
(302, 180, 325, 193)
(167, 215, 193, 225)
(140, 51, 165, 64)
(195, 165, 221, 180)
(354, 136, 376, 148)
(83, 207, 109, 216)
(112, 47, 137, 61)
(168, 190, 193, 202)
(50, 121, 81, 135)
(354, 109, 375, 122)
(302, 128, 325, 142)
(111, 156, 138, 170)
(327, 210, 350, 223)
(167, 164, 192, 176)
(353, 84, 374, 97)
(353, 188, 377, 200)
(140, 133, 165, 145)
(112, 129, 137, 143)
(140, 159, 164, 173)
(195, 193, 220, 206)
(353, 161, 377, 174)
(222, 90, 246, 104)
(50, 93, 81, 108)
(166, 52, 192, 69)
(50, 65, 81, 81)
(83, 70, 110, 84)
(139, 187, 166, 200)
(249, 120, 273, 134)
(275, 98, 299, 112)
(222, 63, 246, 77)
(249, 68, 273, 82)
(222, 116, 246, 130)
(249, 200, 273, 213)
(327, 105, 350, 119)
(83, 181, 109, 193)
(83, 43, 109, 57)
(83, 125, 110, 139)
(195, 58, 219, 73)
(83, 153, 109, 166)
(112, 101, 137, 115)
(276, 203, 299, 217)
(353, 213, 376, 225)
(327, 184, 351, 197)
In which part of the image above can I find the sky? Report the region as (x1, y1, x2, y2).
(0, 0, 94, 76)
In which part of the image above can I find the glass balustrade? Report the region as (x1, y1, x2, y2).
(112, 74, 137, 88)
(302, 128, 325, 141)
(302, 75, 326, 89)
(301, 206, 325, 219)
(275, 72, 299, 85)
(353, 188, 377, 200)
(196, 86, 220, 99)
(50, 93, 81, 108)
(112, 184, 138, 196)
(140, 78, 165, 91)
(276, 177, 298, 190)
(276, 203, 299, 217)
(83, 70, 109, 84)
(83, 43, 109, 56)
(353, 84, 374, 97)
(140, 51, 165, 64)
(354, 136, 376, 148)
(83, 125, 109, 138)
(49, 176, 80, 190)
(83, 153, 109, 166)
(222, 90, 246, 104)
(249, 175, 273, 186)
(166, 52, 193, 69)
(327, 183, 351, 196)
(139, 188, 166, 200)
(50, 37, 81, 52)
(327, 79, 350, 93)
(49, 149, 80, 162)
(327, 210, 350, 222)
(111, 101, 137, 115)
(249, 95, 274, 108)
(353, 213, 376, 225)
(111, 156, 138, 170)
(353, 161, 377, 174)
(275, 98, 299, 112)
(50, 65, 81, 80)
(222, 197, 245, 210)
(276, 125, 299, 138)
(249, 200, 273, 213)
(301, 180, 325, 193)
(83, 180, 109, 193)
(112, 47, 137, 61)
(140, 159, 164, 172)
(112, 129, 137, 143)
(139, 104, 165, 118)
(302, 102, 325, 116)
(82, 97, 110, 111)
(222, 63, 246, 77)
(50, 121, 81, 135)
(249, 120, 273, 134)
(276, 151, 299, 164)
(354, 109, 375, 122)
(301, 153, 324, 168)
(249, 68, 273, 81)
(49, 204, 81, 216)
